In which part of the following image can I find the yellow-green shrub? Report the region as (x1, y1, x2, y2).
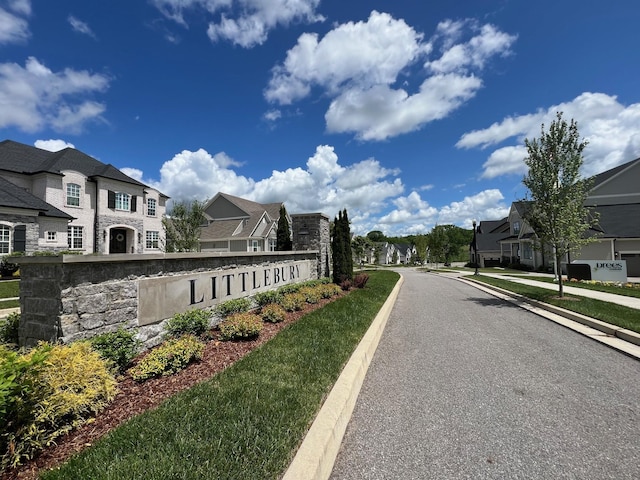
(128, 335, 204, 382)
(318, 283, 342, 298)
(299, 286, 321, 304)
(1, 342, 116, 470)
(219, 312, 263, 341)
(261, 303, 286, 323)
(279, 292, 305, 312)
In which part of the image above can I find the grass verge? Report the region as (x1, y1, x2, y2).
(41, 270, 400, 480)
(507, 275, 640, 299)
(469, 275, 640, 333)
(0, 299, 19, 310)
(0, 279, 19, 299)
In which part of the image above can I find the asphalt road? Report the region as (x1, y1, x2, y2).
(330, 268, 640, 479)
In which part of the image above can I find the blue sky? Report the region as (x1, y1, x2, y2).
(2, 0, 639, 236)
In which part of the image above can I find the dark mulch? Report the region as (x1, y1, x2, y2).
(2, 294, 344, 480)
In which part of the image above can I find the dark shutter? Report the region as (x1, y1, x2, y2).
(13, 225, 26, 252)
(108, 190, 115, 209)
(131, 195, 137, 212)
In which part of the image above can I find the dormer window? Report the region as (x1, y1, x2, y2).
(66, 183, 80, 207)
(513, 221, 520, 234)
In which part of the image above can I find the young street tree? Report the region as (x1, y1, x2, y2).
(522, 112, 599, 297)
(162, 200, 206, 252)
(276, 205, 292, 251)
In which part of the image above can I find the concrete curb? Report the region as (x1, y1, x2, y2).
(282, 275, 404, 480)
(460, 277, 640, 360)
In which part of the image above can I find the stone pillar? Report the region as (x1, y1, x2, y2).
(291, 213, 331, 278)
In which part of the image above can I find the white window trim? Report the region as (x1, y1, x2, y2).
(115, 192, 131, 211)
(66, 183, 81, 207)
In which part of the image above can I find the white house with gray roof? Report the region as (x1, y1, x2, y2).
(0, 139, 168, 256)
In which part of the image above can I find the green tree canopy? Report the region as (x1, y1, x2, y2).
(162, 200, 206, 252)
(522, 112, 599, 297)
(366, 230, 386, 242)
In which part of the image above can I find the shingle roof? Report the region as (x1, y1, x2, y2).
(200, 192, 283, 241)
(591, 157, 640, 190)
(0, 176, 74, 219)
(0, 139, 149, 188)
(591, 204, 640, 238)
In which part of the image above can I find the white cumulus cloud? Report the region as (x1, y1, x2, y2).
(151, 0, 323, 47)
(457, 92, 640, 179)
(34, 139, 75, 151)
(0, 0, 30, 44)
(265, 11, 516, 141)
(0, 57, 110, 133)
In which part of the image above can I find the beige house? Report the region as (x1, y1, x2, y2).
(0, 140, 168, 256)
(199, 192, 288, 252)
(486, 156, 640, 276)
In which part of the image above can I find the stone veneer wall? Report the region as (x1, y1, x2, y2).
(16, 251, 319, 349)
(291, 213, 331, 278)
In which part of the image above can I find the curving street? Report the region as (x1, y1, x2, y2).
(330, 268, 640, 479)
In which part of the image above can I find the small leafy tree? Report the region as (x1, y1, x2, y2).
(427, 224, 449, 266)
(276, 204, 292, 251)
(522, 112, 599, 297)
(162, 200, 206, 252)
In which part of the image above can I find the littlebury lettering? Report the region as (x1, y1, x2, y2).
(189, 264, 301, 306)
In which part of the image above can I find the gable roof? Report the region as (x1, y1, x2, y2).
(200, 192, 284, 241)
(0, 176, 74, 219)
(590, 157, 640, 190)
(590, 204, 640, 238)
(0, 140, 150, 189)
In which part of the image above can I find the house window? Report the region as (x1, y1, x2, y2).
(513, 221, 520, 234)
(268, 238, 277, 251)
(67, 226, 83, 249)
(66, 183, 81, 207)
(147, 198, 157, 217)
(47, 231, 57, 242)
(250, 240, 260, 252)
(115, 192, 130, 211)
(0, 225, 10, 254)
(522, 242, 533, 260)
(146, 231, 159, 249)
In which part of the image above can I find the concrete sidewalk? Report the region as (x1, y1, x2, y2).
(478, 272, 640, 310)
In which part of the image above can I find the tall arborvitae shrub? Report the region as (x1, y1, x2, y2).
(276, 204, 292, 251)
(332, 209, 353, 283)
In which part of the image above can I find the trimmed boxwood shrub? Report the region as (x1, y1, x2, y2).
(89, 328, 141, 373)
(216, 298, 251, 318)
(164, 309, 211, 338)
(254, 290, 283, 307)
(279, 292, 305, 312)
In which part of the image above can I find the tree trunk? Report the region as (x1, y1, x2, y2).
(556, 253, 564, 298)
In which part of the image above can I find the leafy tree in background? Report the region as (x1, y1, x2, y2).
(352, 235, 374, 265)
(366, 230, 386, 242)
(522, 112, 598, 297)
(276, 205, 292, 251)
(162, 200, 206, 252)
(426, 224, 449, 266)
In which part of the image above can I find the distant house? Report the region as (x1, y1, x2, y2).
(473, 156, 640, 276)
(394, 243, 416, 264)
(374, 242, 416, 265)
(199, 192, 288, 252)
(472, 217, 510, 267)
(0, 140, 168, 256)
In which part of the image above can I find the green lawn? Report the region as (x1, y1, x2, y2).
(507, 275, 640, 298)
(0, 279, 19, 299)
(41, 270, 400, 480)
(469, 275, 640, 333)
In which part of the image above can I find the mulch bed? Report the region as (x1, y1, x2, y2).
(2, 294, 344, 480)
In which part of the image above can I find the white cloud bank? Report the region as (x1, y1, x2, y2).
(34, 139, 75, 151)
(132, 144, 508, 236)
(265, 13, 517, 141)
(457, 92, 640, 179)
(0, 57, 110, 133)
(150, 0, 324, 47)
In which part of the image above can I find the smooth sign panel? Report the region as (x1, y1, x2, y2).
(138, 260, 312, 326)
(571, 260, 628, 282)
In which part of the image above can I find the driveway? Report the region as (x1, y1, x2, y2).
(330, 268, 640, 479)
